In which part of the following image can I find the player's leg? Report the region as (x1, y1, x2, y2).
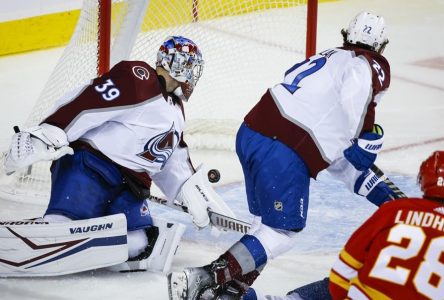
(169, 125, 310, 299)
(107, 191, 185, 273)
(210, 126, 310, 282)
(0, 214, 128, 277)
(46, 149, 150, 266)
(241, 277, 332, 300)
(2, 146, 126, 276)
(46, 149, 125, 220)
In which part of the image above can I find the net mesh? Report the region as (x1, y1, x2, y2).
(0, 0, 310, 202)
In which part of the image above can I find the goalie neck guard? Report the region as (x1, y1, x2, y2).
(156, 36, 204, 101)
(418, 151, 444, 200)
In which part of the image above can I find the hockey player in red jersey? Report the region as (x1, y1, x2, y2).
(238, 151, 444, 300)
(2, 36, 234, 276)
(328, 150, 444, 299)
(168, 12, 398, 299)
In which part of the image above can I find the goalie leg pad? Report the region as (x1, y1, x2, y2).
(0, 214, 128, 277)
(108, 216, 185, 274)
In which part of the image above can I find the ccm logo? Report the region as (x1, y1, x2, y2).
(438, 177, 444, 186)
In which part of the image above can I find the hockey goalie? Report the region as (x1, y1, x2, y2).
(0, 36, 235, 277)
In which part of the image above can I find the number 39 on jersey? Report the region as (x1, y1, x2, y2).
(95, 79, 121, 101)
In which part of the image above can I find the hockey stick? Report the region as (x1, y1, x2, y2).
(148, 195, 251, 234)
(149, 165, 405, 233)
(371, 165, 407, 199)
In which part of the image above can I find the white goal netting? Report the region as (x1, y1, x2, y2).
(0, 0, 311, 203)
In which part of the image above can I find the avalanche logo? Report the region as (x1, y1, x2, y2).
(140, 200, 150, 217)
(132, 66, 150, 80)
(137, 123, 179, 169)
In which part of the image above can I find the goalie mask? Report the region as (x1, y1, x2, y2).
(156, 36, 204, 101)
(342, 11, 389, 54)
(418, 151, 444, 200)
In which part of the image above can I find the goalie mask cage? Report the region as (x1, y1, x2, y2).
(0, 0, 317, 203)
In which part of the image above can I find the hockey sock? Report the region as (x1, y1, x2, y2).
(213, 235, 267, 284)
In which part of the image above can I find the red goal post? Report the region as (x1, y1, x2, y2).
(0, 0, 318, 204)
(96, 0, 318, 75)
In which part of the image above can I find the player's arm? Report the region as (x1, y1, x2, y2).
(343, 124, 384, 172)
(3, 79, 113, 175)
(327, 154, 396, 206)
(42, 61, 159, 141)
(3, 123, 74, 175)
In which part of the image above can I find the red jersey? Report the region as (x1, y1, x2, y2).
(329, 198, 444, 300)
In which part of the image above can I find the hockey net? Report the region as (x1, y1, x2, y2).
(0, 0, 317, 203)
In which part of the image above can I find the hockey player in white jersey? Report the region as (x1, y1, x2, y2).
(168, 12, 397, 299)
(2, 36, 234, 276)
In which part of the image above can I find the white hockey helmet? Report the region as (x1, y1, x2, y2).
(156, 36, 204, 101)
(343, 11, 389, 53)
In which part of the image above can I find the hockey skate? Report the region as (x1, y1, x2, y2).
(109, 217, 185, 273)
(168, 260, 245, 300)
(168, 267, 217, 300)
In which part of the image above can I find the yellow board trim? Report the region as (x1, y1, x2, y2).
(0, 0, 336, 56)
(0, 10, 80, 56)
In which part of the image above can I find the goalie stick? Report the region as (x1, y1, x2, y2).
(371, 164, 407, 199)
(148, 195, 251, 234)
(149, 165, 406, 233)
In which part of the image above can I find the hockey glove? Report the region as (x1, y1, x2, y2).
(344, 124, 384, 171)
(176, 165, 236, 229)
(354, 168, 397, 206)
(4, 123, 73, 175)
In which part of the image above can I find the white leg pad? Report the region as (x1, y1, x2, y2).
(108, 216, 186, 274)
(0, 214, 128, 277)
(127, 229, 148, 258)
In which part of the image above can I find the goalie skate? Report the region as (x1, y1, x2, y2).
(168, 267, 216, 300)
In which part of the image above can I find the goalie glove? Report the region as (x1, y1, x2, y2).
(344, 124, 384, 171)
(176, 165, 236, 229)
(4, 123, 73, 175)
(354, 168, 397, 206)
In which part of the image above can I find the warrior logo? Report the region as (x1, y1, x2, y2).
(132, 66, 150, 80)
(137, 123, 179, 169)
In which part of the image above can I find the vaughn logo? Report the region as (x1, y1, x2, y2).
(0, 220, 48, 225)
(70, 223, 113, 234)
(137, 123, 179, 169)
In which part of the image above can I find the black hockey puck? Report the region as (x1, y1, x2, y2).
(208, 169, 221, 183)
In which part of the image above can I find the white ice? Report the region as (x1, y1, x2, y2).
(0, 0, 443, 299)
